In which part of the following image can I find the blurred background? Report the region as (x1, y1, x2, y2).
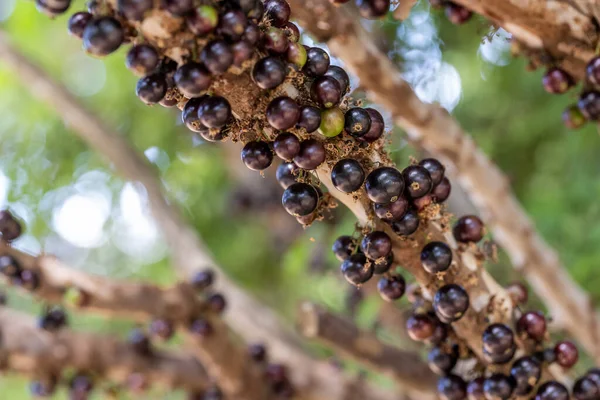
(1, 0, 599, 397)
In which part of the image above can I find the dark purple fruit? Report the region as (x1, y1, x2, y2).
(293, 139, 326, 170)
(191, 269, 214, 290)
(331, 159, 365, 193)
(38, 307, 68, 331)
(516, 311, 546, 342)
(36, 0, 71, 16)
(232, 41, 254, 66)
(297, 106, 322, 133)
(186, 5, 219, 35)
(304, 47, 331, 77)
(406, 313, 435, 341)
(274, 133, 301, 160)
(432, 177, 451, 202)
(344, 108, 372, 137)
(356, 0, 390, 19)
(149, 319, 175, 340)
(437, 374, 466, 400)
(420, 241, 452, 273)
(201, 40, 233, 75)
(374, 197, 408, 222)
(136, 73, 167, 104)
(267, 97, 301, 130)
(311, 76, 342, 108)
(433, 284, 469, 323)
(453, 215, 484, 243)
(373, 253, 393, 274)
(542, 68, 573, 94)
(377, 275, 405, 301)
(0, 210, 22, 242)
(482, 324, 515, 357)
(282, 183, 319, 216)
(219, 10, 248, 40)
(182, 96, 207, 132)
(365, 167, 404, 204)
(264, 27, 289, 54)
(483, 374, 515, 400)
(554, 340, 578, 369)
(358, 108, 385, 142)
(445, 2, 472, 24)
(578, 91, 600, 120)
(126, 44, 160, 76)
(68, 12, 93, 38)
(332, 235, 356, 261)
(419, 158, 445, 186)
(207, 293, 227, 313)
(483, 346, 516, 365)
(174, 62, 211, 97)
(535, 381, 569, 400)
(83, 17, 124, 56)
(164, 0, 194, 16)
(264, 0, 291, 26)
(341, 253, 373, 286)
(361, 231, 392, 260)
(243, 22, 261, 45)
(510, 356, 541, 395)
(391, 208, 419, 236)
(248, 343, 267, 362)
(324, 66, 350, 95)
(467, 377, 485, 400)
(198, 96, 231, 128)
(128, 328, 152, 356)
(587, 56, 600, 85)
(241, 141, 273, 171)
(402, 165, 433, 198)
(189, 318, 213, 337)
(118, 0, 152, 21)
(573, 376, 600, 400)
(428, 345, 458, 375)
(276, 162, 298, 189)
(252, 56, 287, 89)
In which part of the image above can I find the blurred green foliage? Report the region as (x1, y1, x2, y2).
(0, 0, 599, 397)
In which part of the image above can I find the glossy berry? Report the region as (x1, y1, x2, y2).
(432, 177, 452, 202)
(420, 241, 452, 273)
(483, 374, 515, 400)
(403, 165, 433, 199)
(248, 343, 267, 362)
(437, 374, 466, 400)
(136, 74, 167, 104)
(453, 215, 485, 243)
(373, 253, 393, 274)
(126, 44, 160, 76)
(264, 27, 289, 54)
(554, 340, 578, 368)
(341, 253, 373, 286)
(586, 369, 600, 388)
(419, 158, 445, 186)
(201, 40, 233, 75)
(562, 104, 587, 129)
(377, 275, 405, 301)
(391, 208, 420, 236)
(297, 106, 322, 133)
(344, 108, 372, 137)
(433, 284, 469, 323)
(406, 313, 435, 342)
(356, 0, 390, 19)
(164, 0, 194, 16)
(68, 12, 93, 38)
(293, 139, 326, 170)
(304, 47, 330, 77)
(174, 62, 211, 98)
(428, 345, 458, 375)
(535, 381, 569, 400)
(361, 231, 392, 260)
(267, 97, 301, 130)
(199, 96, 231, 128)
(149, 319, 175, 340)
(219, 10, 248, 41)
(0, 211, 22, 242)
(186, 5, 219, 36)
(573, 376, 600, 400)
(243, 22, 261, 45)
(311, 76, 342, 108)
(208, 293, 227, 313)
(358, 108, 385, 142)
(182, 97, 207, 132)
(241, 141, 273, 171)
(445, 2, 472, 24)
(232, 41, 254, 67)
(505, 282, 528, 305)
(483, 346, 516, 365)
(20, 269, 40, 291)
(482, 324, 515, 358)
(189, 318, 213, 337)
(319, 107, 345, 138)
(324, 66, 350, 95)
(283, 22, 300, 42)
(247, 0, 264, 21)
(510, 356, 541, 395)
(542, 68, 573, 94)
(276, 162, 298, 189)
(332, 235, 356, 261)
(467, 378, 485, 400)
(331, 159, 365, 193)
(252, 56, 287, 89)
(38, 307, 68, 331)
(118, 0, 152, 20)
(191, 269, 214, 290)
(587, 56, 600, 85)
(273, 133, 301, 161)
(517, 311, 546, 342)
(578, 91, 600, 120)
(83, 17, 124, 56)
(264, 0, 291, 26)
(287, 42, 307, 68)
(128, 328, 152, 356)
(365, 167, 405, 204)
(282, 183, 319, 216)
(374, 197, 408, 222)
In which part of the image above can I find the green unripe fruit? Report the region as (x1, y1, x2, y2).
(319, 107, 344, 138)
(562, 104, 586, 129)
(287, 42, 307, 68)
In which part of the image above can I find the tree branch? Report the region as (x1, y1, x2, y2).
(0, 31, 405, 400)
(297, 302, 436, 394)
(0, 306, 210, 392)
(286, 0, 600, 363)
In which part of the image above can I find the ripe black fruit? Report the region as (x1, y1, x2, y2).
(428, 345, 458, 375)
(433, 284, 469, 323)
(241, 141, 273, 171)
(174, 62, 211, 97)
(467, 377, 485, 400)
(402, 165, 433, 198)
(198, 96, 231, 128)
(276, 162, 298, 189)
(554, 340, 578, 369)
(182, 97, 207, 132)
(341, 253, 373, 286)
(282, 183, 319, 216)
(219, 10, 248, 41)
(419, 158, 445, 186)
(406, 313, 435, 342)
(126, 44, 160, 76)
(293, 139, 326, 170)
(0, 210, 22, 242)
(253, 56, 287, 89)
(421, 241, 452, 273)
(510, 356, 541, 396)
(201, 40, 233, 75)
(304, 47, 330, 77)
(483, 374, 515, 400)
(356, 0, 390, 19)
(68, 12, 93, 38)
(264, 0, 291, 26)
(332, 235, 356, 261)
(432, 177, 451, 202)
(516, 311, 546, 342)
(264, 27, 289, 54)
(374, 197, 408, 222)
(164, 0, 194, 16)
(83, 17, 124, 56)
(296, 106, 321, 133)
(391, 208, 419, 236)
(38, 307, 68, 331)
(274, 133, 301, 160)
(186, 5, 218, 35)
(344, 108, 372, 137)
(359, 108, 385, 142)
(587, 56, 600, 86)
(136, 74, 167, 104)
(535, 381, 569, 400)
(373, 253, 393, 274)
(365, 167, 404, 204)
(128, 328, 152, 356)
(36, 0, 71, 16)
(542, 68, 573, 94)
(267, 97, 301, 130)
(482, 323, 515, 357)
(311, 76, 342, 108)
(578, 91, 600, 121)
(377, 275, 405, 301)
(324, 66, 350, 95)
(208, 293, 227, 313)
(191, 269, 214, 290)
(118, 0, 153, 21)
(437, 374, 466, 400)
(573, 376, 600, 400)
(361, 231, 392, 260)
(331, 159, 365, 193)
(453, 215, 485, 243)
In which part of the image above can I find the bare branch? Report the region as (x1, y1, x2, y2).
(0, 306, 210, 392)
(297, 302, 436, 394)
(286, 0, 600, 363)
